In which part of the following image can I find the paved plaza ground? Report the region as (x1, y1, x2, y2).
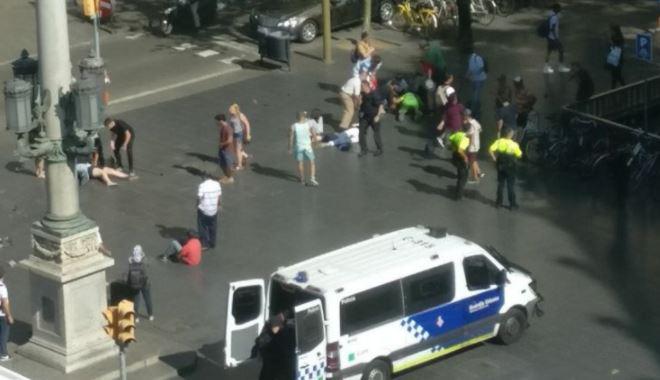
(1, 1, 660, 378)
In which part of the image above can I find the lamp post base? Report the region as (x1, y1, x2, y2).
(18, 222, 116, 373)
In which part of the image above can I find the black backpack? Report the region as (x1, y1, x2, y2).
(127, 263, 147, 290)
(536, 17, 550, 38)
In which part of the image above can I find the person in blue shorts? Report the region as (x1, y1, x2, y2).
(215, 114, 235, 184)
(288, 111, 318, 187)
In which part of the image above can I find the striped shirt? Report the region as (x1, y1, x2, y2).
(197, 179, 222, 216)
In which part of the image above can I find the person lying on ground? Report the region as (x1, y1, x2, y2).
(75, 162, 135, 187)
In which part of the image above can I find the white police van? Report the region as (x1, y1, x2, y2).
(224, 226, 542, 379)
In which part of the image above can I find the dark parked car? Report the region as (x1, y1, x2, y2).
(250, 0, 395, 43)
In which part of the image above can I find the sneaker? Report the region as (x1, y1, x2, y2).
(558, 64, 571, 73)
(135, 317, 140, 324)
(467, 180, 478, 185)
(479, 172, 486, 179)
(148, 316, 155, 322)
(0, 355, 10, 362)
(358, 151, 368, 157)
(159, 254, 169, 263)
(373, 150, 383, 157)
(543, 64, 554, 74)
(437, 138, 445, 149)
(307, 179, 319, 187)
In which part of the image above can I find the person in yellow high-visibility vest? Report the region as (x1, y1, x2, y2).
(448, 130, 470, 200)
(489, 127, 523, 209)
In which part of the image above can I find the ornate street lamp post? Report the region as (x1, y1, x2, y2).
(2, 0, 115, 373)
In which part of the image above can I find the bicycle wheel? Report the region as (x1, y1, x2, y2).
(524, 138, 542, 165)
(389, 9, 408, 31)
(474, 0, 496, 25)
(496, 0, 514, 15)
(419, 12, 438, 38)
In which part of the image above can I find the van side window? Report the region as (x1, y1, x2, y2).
(403, 263, 455, 314)
(463, 255, 499, 290)
(296, 305, 324, 354)
(340, 281, 403, 335)
(232, 285, 261, 325)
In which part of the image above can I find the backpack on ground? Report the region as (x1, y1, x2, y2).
(536, 17, 550, 38)
(127, 264, 147, 290)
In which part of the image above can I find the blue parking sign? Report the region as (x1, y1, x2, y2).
(636, 33, 653, 62)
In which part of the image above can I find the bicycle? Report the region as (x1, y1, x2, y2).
(389, 0, 440, 38)
(436, 0, 457, 28)
(471, 0, 497, 25)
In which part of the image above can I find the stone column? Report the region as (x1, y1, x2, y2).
(16, 0, 116, 372)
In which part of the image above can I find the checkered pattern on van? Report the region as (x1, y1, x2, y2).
(400, 317, 430, 342)
(297, 361, 325, 380)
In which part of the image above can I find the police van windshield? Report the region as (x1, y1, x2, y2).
(269, 279, 325, 319)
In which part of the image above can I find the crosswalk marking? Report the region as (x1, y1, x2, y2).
(196, 49, 220, 58)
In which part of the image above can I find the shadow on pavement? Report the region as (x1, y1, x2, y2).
(395, 125, 427, 139)
(9, 320, 31, 346)
(399, 146, 432, 161)
(318, 82, 340, 93)
(155, 224, 189, 240)
(186, 152, 217, 163)
(5, 161, 35, 177)
(173, 164, 209, 178)
(250, 163, 299, 183)
(410, 163, 456, 179)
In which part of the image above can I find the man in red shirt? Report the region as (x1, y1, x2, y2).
(159, 230, 202, 266)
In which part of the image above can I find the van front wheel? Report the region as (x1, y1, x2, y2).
(362, 359, 391, 380)
(497, 308, 527, 345)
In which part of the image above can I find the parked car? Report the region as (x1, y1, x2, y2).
(250, 0, 396, 43)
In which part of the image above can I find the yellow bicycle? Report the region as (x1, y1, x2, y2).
(388, 0, 440, 38)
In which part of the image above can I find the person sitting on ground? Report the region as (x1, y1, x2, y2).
(320, 127, 360, 151)
(75, 162, 133, 187)
(159, 230, 202, 266)
(308, 108, 324, 142)
(393, 91, 423, 121)
(386, 76, 409, 112)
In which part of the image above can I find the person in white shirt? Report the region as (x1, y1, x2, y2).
(544, 3, 570, 74)
(0, 266, 14, 361)
(464, 109, 485, 183)
(339, 71, 367, 129)
(197, 177, 222, 250)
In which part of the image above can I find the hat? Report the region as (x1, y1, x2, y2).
(445, 86, 456, 97)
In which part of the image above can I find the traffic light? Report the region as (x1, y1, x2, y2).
(102, 306, 118, 340)
(116, 300, 136, 345)
(82, 0, 99, 17)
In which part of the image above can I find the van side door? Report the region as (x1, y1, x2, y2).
(294, 299, 327, 380)
(460, 255, 505, 340)
(224, 279, 266, 368)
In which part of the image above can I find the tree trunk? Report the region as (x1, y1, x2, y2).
(457, 0, 473, 50)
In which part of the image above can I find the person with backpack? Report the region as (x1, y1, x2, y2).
(541, 3, 570, 74)
(465, 48, 488, 120)
(127, 245, 153, 323)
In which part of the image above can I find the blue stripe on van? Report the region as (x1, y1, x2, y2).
(401, 287, 504, 340)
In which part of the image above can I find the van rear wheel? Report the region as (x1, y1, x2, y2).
(497, 308, 527, 345)
(362, 359, 391, 380)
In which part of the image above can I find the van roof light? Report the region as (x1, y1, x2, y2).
(294, 271, 308, 283)
(427, 227, 447, 238)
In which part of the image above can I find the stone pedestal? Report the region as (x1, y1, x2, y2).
(18, 222, 116, 373)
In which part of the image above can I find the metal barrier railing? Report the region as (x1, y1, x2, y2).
(563, 75, 660, 143)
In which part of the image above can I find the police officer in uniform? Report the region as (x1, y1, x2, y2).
(448, 129, 470, 200)
(488, 127, 523, 209)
